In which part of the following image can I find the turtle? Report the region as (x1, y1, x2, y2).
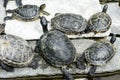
(4, 4, 50, 22)
(76, 34, 116, 80)
(35, 16, 76, 80)
(3, 0, 23, 8)
(85, 4, 112, 34)
(51, 13, 87, 35)
(0, 34, 39, 72)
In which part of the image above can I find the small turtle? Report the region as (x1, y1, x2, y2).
(4, 0, 23, 8)
(76, 34, 116, 78)
(51, 13, 87, 35)
(4, 4, 50, 22)
(0, 34, 39, 72)
(85, 4, 112, 34)
(35, 16, 76, 80)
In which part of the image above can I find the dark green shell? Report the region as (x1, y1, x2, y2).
(14, 5, 40, 21)
(87, 12, 111, 33)
(51, 13, 87, 34)
(36, 30, 76, 67)
(84, 41, 115, 66)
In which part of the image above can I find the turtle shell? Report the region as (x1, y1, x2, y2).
(84, 41, 115, 66)
(38, 30, 76, 67)
(51, 13, 87, 35)
(0, 34, 34, 67)
(14, 5, 40, 21)
(87, 12, 112, 33)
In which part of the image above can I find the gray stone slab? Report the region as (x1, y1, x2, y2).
(0, 37, 120, 79)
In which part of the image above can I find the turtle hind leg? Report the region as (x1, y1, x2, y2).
(3, 0, 8, 8)
(61, 67, 74, 80)
(28, 59, 39, 69)
(15, 0, 23, 7)
(88, 65, 97, 76)
(0, 62, 14, 72)
(4, 16, 14, 21)
(76, 54, 86, 70)
(28, 54, 40, 69)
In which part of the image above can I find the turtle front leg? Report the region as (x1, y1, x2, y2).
(28, 53, 40, 69)
(3, 0, 8, 8)
(0, 61, 14, 72)
(61, 67, 74, 80)
(110, 34, 116, 44)
(15, 0, 23, 7)
(6, 9, 14, 13)
(4, 16, 14, 21)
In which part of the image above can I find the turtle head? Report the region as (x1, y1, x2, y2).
(110, 34, 116, 44)
(39, 4, 46, 11)
(40, 16, 49, 33)
(102, 4, 108, 13)
(39, 4, 50, 16)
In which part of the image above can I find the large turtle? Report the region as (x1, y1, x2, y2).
(51, 13, 87, 35)
(4, 4, 50, 22)
(76, 34, 116, 80)
(3, 0, 23, 8)
(0, 33, 39, 72)
(85, 4, 112, 34)
(35, 16, 76, 80)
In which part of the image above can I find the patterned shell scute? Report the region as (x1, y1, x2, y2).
(40, 30, 76, 67)
(15, 5, 40, 19)
(51, 13, 87, 34)
(88, 12, 111, 33)
(0, 34, 33, 66)
(84, 41, 115, 66)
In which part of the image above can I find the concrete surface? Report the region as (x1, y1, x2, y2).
(0, 0, 120, 80)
